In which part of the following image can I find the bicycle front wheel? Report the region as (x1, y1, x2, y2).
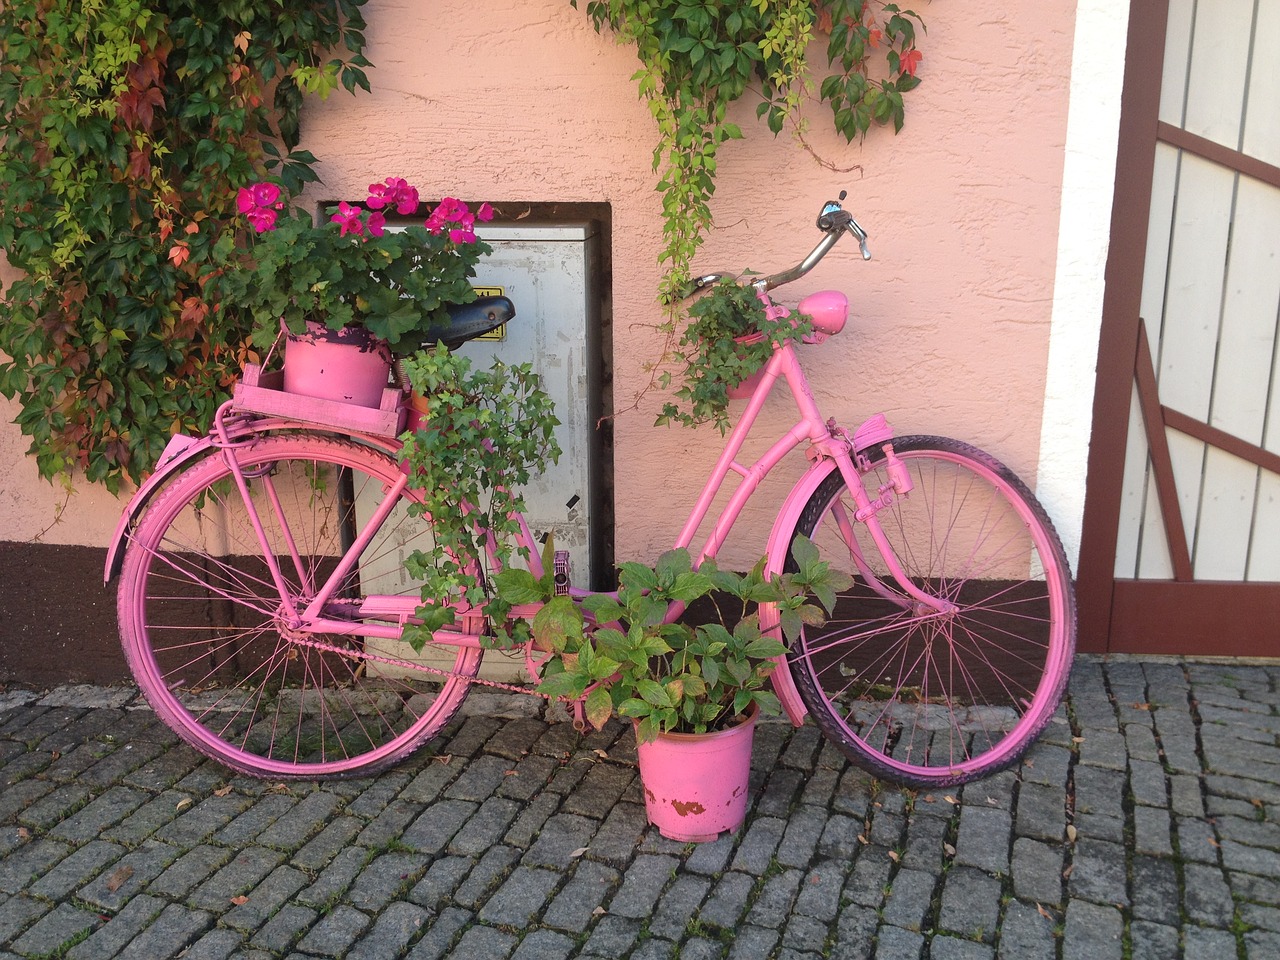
(117, 433, 481, 779)
(778, 436, 1076, 787)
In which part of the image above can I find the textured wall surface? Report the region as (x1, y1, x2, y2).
(1, 1, 1080, 572)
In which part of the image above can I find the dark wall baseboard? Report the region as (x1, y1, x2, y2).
(0, 541, 128, 687)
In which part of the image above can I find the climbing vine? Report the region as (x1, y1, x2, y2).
(0, 0, 371, 492)
(574, 0, 925, 303)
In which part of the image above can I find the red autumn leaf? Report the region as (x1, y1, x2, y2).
(900, 48, 922, 77)
(868, 28, 882, 48)
(168, 242, 190, 267)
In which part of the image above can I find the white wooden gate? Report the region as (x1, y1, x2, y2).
(1080, 0, 1280, 654)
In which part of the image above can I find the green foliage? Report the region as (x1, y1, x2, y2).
(0, 0, 371, 491)
(501, 537, 852, 740)
(398, 345, 563, 648)
(215, 190, 492, 357)
(573, 0, 926, 302)
(656, 278, 812, 432)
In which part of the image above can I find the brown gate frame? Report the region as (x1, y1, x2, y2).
(1077, 0, 1280, 656)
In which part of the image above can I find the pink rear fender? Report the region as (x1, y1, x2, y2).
(104, 431, 216, 584)
(759, 456, 848, 726)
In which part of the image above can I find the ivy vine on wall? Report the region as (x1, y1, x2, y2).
(573, 0, 925, 301)
(0, 0, 371, 492)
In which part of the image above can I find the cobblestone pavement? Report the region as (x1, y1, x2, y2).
(1, 656, 1278, 959)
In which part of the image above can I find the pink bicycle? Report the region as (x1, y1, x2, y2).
(106, 193, 1076, 787)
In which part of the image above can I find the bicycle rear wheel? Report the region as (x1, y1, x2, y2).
(776, 436, 1076, 787)
(117, 433, 481, 779)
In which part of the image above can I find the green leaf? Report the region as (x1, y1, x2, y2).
(585, 686, 614, 730)
(494, 568, 546, 605)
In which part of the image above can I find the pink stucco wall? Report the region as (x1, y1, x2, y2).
(1, 0, 1076, 569)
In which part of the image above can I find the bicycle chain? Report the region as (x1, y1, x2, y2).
(286, 632, 550, 699)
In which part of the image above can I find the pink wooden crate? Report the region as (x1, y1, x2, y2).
(232, 364, 406, 439)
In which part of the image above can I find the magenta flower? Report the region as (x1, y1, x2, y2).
(366, 211, 386, 237)
(330, 202, 365, 237)
(237, 182, 284, 232)
(367, 176, 420, 215)
(477, 202, 495, 222)
(425, 197, 484, 244)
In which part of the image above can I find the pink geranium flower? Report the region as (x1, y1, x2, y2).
(330, 202, 365, 237)
(367, 177, 420, 215)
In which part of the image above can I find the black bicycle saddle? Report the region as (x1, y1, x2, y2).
(422, 295, 514, 350)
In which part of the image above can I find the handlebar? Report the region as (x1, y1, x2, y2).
(687, 190, 871, 297)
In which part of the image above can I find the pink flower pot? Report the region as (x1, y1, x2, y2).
(282, 322, 392, 408)
(635, 704, 758, 842)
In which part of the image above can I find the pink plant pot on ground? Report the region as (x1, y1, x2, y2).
(282, 322, 393, 408)
(635, 704, 758, 842)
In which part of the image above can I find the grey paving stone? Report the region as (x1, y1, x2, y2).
(683, 829, 736, 875)
(794, 859, 848, 922)
(559, 762, 634, 818)
(843, 845, 893, 908)
(346, 853, 429, 912)
(901, 810, 948, 872)
(214, 793, 298, 846)
(511, 928, 577, 960)
(188, 845, 286, 913)
(10, 903, 102, 958)
(1129, 920, 1180, 960)
(746, 868, 803, 929)
(478, 865, 561, 926)
(1182, 924, 1239, 960)
(250, 903, 318, 954)
(583, 800, 647, 867)
(48, 786, 148, 843)
(148, 844, 233, 900)
(1068, 838, 1129, 908)
(580, 914, 641, 956)
(817, 813, 862, 861)
(1132, 804, 1173, 857)
(522, 812, 599, 867)
(1073, 765, 1124, 821)
(1182, 862, 1236, 926)
(756, 766, 804, 817)
(541, 860, 620, 933)
(290, 816, 364, 871)
(180, 926, 245, 960)
(648, 873, 711, 940)
(1130, 854, 1179, 926)
(28, 839, 124, 900)
(454, 844, 521, 908)
(729, 815, 786, 874)
(777, 805, 828, 868)
(404, 905, 471, 960)
(939, 866, 1001, 941)
(407, 855, 473, 913)
(698, 871, 755, 930)
(0, 892, 50, 944)
(781, 913, 830, 953)
(1062, 899, 1122, 960)
(295, 905, 372, 958)
(995, 900, 1057, 960)
(874, 923, 924, 958)
(399, 798, 477, 854)
(296, 845, 368, 910)
(607, 853, 677, 918)
(113, 903, 213, 960)
(881, 866, 937, 933)
(1011, 838, 1063, 906)
(222, 865, 309, 933)
(256, 790, 342, 851)
(954, 806, 1011, 874)
(346, 901, 431, 960)
(17, 783, 92, 831)
(65, 894, 166, 960)
(448, 923, 518, 959)
(727, 924, 781, 960)
(1015, 781, 1067, 842)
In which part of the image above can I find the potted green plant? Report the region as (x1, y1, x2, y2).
(496, 537, 849, 841)
(217, 177, 494, 405)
